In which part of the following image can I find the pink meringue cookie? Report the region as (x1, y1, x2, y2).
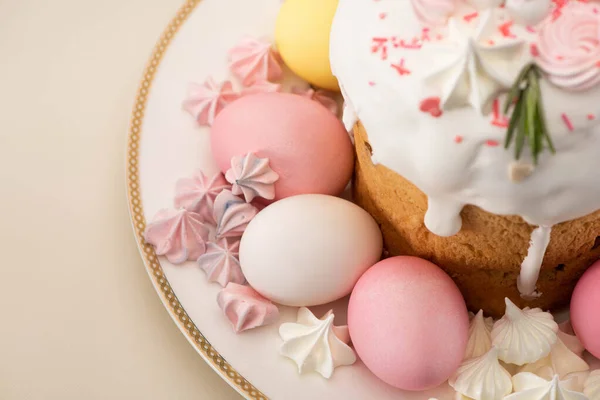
(197, 239, 245, 287)
(241, 80, 281, 96)
(174, 171, 231, 223)
(213, 190, 258, 239)
(228, 37, 283, 86)
(144, 209, 210, 264)
(217, 283, 279, 333)
(225, 153, 279, 202)
(292, 87, 339, 115)
(182, 78, 240, 126)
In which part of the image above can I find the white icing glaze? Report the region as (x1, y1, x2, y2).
(491, 298, 558, 366)
(507, 373, 589, 400)
(331, 0, 600, 295)
(517, 225, 552, 299)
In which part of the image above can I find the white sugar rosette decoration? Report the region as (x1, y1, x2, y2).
(491, 298, 558, 365)
(279, 307, 356, 379)
(536, 2, 600, 92)
(225, 153, 279, 202)
(465, 310, 494, 359)
(505, 0, 551, 26)
(449, 347, 513, 400)
(506, 373, 589, 400)
(584, 370, 600, 400)
(519, 330, 589, 380)
(409, 0, 458, 27)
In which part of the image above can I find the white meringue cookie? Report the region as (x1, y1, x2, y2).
(585, 370, 600, 400)
(506, 373, 588, 400)
(279, 307, 356, 379)
(449, 347, 513, 400)
(491, 298, 558, 365)
(518, 330, 589, 380)
(465, 310, 494, 359)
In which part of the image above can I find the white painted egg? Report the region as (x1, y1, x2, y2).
(239, 194, 383, 307)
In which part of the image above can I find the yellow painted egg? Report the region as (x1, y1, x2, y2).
(275, 0, 340, 92)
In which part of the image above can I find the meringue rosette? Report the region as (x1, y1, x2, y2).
(144, 209, 210, 264)
(212, 190, 258, 239)
(174, 171, 230, 223)
(197, 239, 245, 287)
(491, 298, 558, 365)
(182, 78, 239, 126)
(225, 153, 279, 202)
(217, 283, 279, 333)
(279, 307, 356, 379)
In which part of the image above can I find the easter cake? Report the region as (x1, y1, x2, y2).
(140, 0, 600, 397)
(330, 0, 600, 317)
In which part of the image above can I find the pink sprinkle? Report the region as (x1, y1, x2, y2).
(454, 135, 463, 144)
(486, 140, 500, 147)
(588, 113, 595, 120)
(562, 113, 574, 132)
(499, 21, 516, 38)
(464, 12, 479, 22)
(530, 43, 539, 57)
(379, 12, 387, 19)
(391, 59, 411, 76)
(526, 26, 536, 33)
(368, 81, 376, 86)
(596, 61, 600, 68)
(488, 40, 495, 45)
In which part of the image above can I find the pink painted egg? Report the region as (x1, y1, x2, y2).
(348, 256, 469, 391)
(571, 260, 600, 358)
(210, 93, 353, 201)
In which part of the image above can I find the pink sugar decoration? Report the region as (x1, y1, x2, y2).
(182, 78, 240, 126)
(454, 135, 463, 144)
(174, 171, 231, 223)
(217, 283, 279, 333)
(225, 153, 280, 202)
(144, 209, 210, 264)
(491, 99, 509, 128)
(379, 12, 387, 19)
(391, 59, 411, 76)
(241, 80, 281, 96)
(228, 37, 283, 86)
(530, 43, 539, 57)
(213, 190, 258, 240)
(368, 81, 376, 86)
(562, 113, 574, 132)
(463, 12, 479, 22)
(197, 239, 245, 287)
(486, 140, 500, 147)
(499, 21, 516, 38)
(588, 114, 596, 120)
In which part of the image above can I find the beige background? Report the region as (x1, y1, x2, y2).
(0, 0, 238, 398)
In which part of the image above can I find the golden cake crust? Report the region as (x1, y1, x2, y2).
(353, 123, 600, 317)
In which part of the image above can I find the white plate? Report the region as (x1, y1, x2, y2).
(127, 1, 597, 399)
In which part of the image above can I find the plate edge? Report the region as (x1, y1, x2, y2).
(124, 1, 268, 399)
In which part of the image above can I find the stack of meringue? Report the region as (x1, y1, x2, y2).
(449, 298, 598, 400)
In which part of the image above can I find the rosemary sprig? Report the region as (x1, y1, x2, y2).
(504, 63, 555, 165)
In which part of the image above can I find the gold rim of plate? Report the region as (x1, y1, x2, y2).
(125, 1, 267, 398)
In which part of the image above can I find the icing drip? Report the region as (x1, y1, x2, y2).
(517, 225, 552, 299)
(424, 198, 464, 237)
